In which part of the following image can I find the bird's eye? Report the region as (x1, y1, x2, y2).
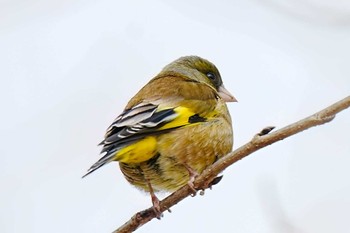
(206, 72, 216, 81)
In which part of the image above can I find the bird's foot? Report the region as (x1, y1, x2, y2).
(188, 178, 198, 196)
(150, 193, 163, 219)
(184, 164, 199, 196)
(146, 178, 163, 219)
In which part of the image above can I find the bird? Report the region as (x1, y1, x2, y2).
(83, 55, 237, 215)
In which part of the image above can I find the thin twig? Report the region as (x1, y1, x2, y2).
(114, 96, 350, 233)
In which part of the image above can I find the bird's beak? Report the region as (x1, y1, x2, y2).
(218, 85, 237, 102)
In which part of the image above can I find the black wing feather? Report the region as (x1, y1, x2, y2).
(83, 105, 179, 177)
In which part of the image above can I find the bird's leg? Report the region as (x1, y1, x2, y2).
(138, 165, 163, 218)
(146, 179, 162, 219)
(183, 164, 199, 196)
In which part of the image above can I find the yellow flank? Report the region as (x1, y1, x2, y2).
(159, 106, 195, 130)
(115, 136, 157, 163)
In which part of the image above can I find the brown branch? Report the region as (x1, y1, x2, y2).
(114, 96, 350, 233)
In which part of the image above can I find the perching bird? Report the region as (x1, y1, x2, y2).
(83, 56, 236, 214)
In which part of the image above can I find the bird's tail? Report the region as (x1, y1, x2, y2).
(82, 152, 115, 178)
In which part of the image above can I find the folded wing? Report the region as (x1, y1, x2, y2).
(83, 102, 204, 177)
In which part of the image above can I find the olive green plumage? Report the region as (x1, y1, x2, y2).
(84, 55, 236, 205)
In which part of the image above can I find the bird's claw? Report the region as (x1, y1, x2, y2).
(151, 194, 163, 219)
(188, 180, 198, 196)
(184, 164, 199, 196)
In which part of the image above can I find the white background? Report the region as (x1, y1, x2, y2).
(1, 0, 350, 232)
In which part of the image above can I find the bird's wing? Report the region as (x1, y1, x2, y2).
(83, 102, 206, 177)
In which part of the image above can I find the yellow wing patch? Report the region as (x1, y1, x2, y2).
(159, 106, 196, 130)
(115, 136, 157, 163)
(114, 106, 203, 164)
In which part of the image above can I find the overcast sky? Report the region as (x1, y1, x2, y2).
(1, 0, 350, 233)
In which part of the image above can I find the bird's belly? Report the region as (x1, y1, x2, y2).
(119, 119, 233, 192)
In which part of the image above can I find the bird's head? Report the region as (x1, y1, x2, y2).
(162, 56, 237, 102)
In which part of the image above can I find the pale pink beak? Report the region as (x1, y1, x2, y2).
(218, 85, 237, 102)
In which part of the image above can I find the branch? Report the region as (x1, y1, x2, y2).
(114, 96, 350, 233)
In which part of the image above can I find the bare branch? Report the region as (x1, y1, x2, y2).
(114, 96, 350, 233)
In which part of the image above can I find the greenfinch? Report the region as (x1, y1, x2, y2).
(84, 56, 236, 213)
